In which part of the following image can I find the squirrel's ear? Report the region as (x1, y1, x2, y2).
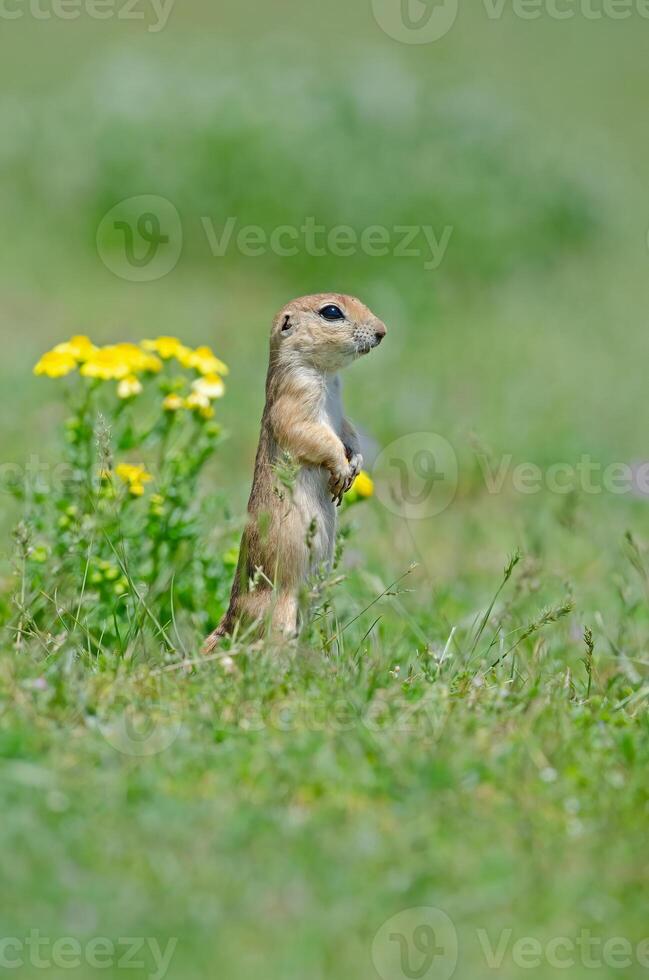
(280, 314, 294, 336)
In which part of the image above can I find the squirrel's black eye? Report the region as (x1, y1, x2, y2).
(319, 304, 345, 322)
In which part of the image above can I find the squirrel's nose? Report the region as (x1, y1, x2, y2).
(374, 321, 387, 344)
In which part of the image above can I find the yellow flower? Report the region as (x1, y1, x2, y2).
(178, 345, 229, 377)
(162, 394, 185, 412)
(191, 374, 225, 400)
(34, 350, 78, 378)
(113, 344, 162, 375)
(345, 471, 374, 505)
(185, 392, 210, 410)
(142, 337, 192, 361)
(353, 471, 374, 498)
(185, 392, 215, 419)
(53, 335, 97, 362)
(81, 347, 130, 380)
(81, 344, 162, 381)
(117, 375, 143, 399)
(115, 463, 153, 497)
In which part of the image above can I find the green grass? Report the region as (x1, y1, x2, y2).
(2, 4, 649, 978)
(4, 539, 649, 979)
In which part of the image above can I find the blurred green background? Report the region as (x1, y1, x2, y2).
(2, 2, 649, 978)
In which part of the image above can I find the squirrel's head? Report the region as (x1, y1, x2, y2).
(271, 293, 387, 373)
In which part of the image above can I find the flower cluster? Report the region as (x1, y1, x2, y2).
(34, 336, 157, 383)
(33, 333, 229, 513)
(114, 463, 154, 497)
(34, 335, 228, 414)
(163, 373, 225, 420)
(142, 337, 228, 376)
(21, 331, 234, 650)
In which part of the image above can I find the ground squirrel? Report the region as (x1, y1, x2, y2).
(204, 293, 387, 649)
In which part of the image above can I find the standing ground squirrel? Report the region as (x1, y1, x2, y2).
(204, 293, 387, 650)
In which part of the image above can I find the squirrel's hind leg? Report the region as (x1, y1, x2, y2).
(202, 619, 229, 655)
(271, 591, 299, 639)
(203, 589, 298, 651)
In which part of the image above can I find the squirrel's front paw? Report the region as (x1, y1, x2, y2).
(345, 453, 363, 492)
(329, 462, 352, 507)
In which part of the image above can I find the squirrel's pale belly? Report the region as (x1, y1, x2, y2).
(294, 464, 337, 572)
(290, 374, 343, 571)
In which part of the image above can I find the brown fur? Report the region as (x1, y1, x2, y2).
(203, 293, 386, 651)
